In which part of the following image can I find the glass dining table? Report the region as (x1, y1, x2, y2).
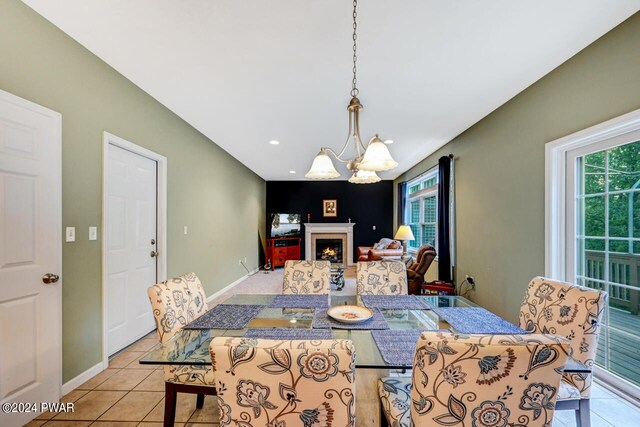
(139, 294, 589, 373)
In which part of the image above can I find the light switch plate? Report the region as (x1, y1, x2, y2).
(89, 226, 97, 241)
(65, 227, 75, 242)
(184, 226, 188, 235)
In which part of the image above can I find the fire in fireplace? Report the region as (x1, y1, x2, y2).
(316, 238, 343, 263)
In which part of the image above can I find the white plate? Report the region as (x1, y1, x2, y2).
(327, 305, 374, 324)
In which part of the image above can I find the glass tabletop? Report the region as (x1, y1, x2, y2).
(139, 294, 588, 372)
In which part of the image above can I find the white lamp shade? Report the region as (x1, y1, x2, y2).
(358, 135, 398, 172)
(394, 225, 415, 241)
(348, 169, 381, 184)
(305, 149, 340, 179)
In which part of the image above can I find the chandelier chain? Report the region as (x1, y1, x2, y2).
(351, 0, 359, 97)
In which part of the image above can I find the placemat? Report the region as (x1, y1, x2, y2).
(361, 295, 433, 310)
(184, 304, 265, 330)
(371, 329, 425, 366)
(312, 307, 389, 330)
(268, 294, 330, 308)
(244, 328, 333, 340)
(432, 307, 528, 334)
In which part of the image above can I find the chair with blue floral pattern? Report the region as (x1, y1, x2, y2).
(356, 260, 407, 295)
(378, 331, 570, 427)
(147, 272, 216, 426)
(282, 260, 331, 294)
(519, 276, 608, 427)
(210, 337, 356, 427)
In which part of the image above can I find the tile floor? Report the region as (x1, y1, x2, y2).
(23, 330, 640, 427)
(26, 333, 220, 427)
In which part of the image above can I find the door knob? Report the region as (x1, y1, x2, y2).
(42, 273, 60, 284)
(150, 251, 159, 258)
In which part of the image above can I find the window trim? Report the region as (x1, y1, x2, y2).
(405, 169, 439, 254)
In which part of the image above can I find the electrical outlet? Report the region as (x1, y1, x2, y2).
(244, 257, 247, 263)
(465, 275, 476, 288)
(65, 227, 75, 242)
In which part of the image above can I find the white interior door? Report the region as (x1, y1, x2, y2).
(105, 143, 157, 356)
(0, 90, 61, 427)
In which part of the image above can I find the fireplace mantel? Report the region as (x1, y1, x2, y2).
(303, 223, 355, 266)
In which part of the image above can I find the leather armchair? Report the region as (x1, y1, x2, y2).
(357, 238, 403, 261)
(406, 244, 436, 294)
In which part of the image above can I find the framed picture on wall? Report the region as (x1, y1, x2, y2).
(323, 199, 337, 217)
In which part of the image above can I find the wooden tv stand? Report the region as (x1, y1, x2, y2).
(266, 237, 301, 270)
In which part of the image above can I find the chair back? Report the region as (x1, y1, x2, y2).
(519, 276, 607, 398)
(408, 332, 569, 427)
(147, 272, 209, 343)
(408, 244, 437, 276)
(282, 260, 331, 294)
(356, 260, 407, 295)
(210, 337, 356, 427)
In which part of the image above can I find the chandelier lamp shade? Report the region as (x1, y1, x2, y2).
(305, 0, 397, 183)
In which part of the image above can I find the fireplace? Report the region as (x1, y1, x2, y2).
(304, 223, 355, 266)
(315, 239, 343, 263)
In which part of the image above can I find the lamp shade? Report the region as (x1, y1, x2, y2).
(358, 134, 398, 172)
(348, 169, 381, 184)
(394, 225, 415, 241)
(305, 149, 340, 179)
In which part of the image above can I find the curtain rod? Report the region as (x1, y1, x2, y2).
(402, 154, 454, 183)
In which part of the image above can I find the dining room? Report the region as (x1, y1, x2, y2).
(1, 1, 640, 427)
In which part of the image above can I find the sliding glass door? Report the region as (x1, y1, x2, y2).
(569, 138, 640, 388)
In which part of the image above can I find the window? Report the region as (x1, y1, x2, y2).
(546, 108, 640, 398)
(405, 170, 438, 251)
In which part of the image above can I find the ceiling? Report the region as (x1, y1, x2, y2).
(22, 0, 640, 181)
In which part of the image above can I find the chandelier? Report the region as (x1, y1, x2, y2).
(305, 0, 397, 184)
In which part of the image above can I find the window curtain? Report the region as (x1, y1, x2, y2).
(397, 181, 407, 228)
(437, 155, 452, 283)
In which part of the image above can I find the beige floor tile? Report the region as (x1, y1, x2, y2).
(186, 395, 219, 423)
(53, 390, 126, 421)
(124, 336, 158, 353)
(62, 390, 90, 403)
(95, 369, 152, 391)
(77, 369, 121, 390)
(42, 420, 92, 426)
(98, 391, 163, 422)
(133, 369, 165, 392)
(108, 351, 146, 369)
(124, 357, 157, 370)
(143, 393, 198, 423)
(87, 421, 138, 427)
(23, 420, 47, 426)
(138, 423, 184, 427)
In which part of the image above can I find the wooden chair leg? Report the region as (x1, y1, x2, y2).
(164, 382, 177, 427)
(575, 398, 591, 427)
(196, 393, 205, 409)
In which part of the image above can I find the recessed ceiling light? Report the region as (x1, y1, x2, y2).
(289, 170, 296, 174)
(384, 139, 394, 144)
(269, 140, 280, 145)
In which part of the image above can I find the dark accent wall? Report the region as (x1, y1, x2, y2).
(266, 181, 394, 261)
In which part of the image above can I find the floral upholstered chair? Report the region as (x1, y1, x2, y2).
(519, 277, 608, 427)
(210, 337, 356, 427)
(356, 260, 407, 295)
(147, 272, 216, 425)
(282, 260, 331, 294)
(378, 332, 570, 427)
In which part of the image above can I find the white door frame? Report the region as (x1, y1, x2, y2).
(102, 132, 167, 367)
(545, 107, 640, 400)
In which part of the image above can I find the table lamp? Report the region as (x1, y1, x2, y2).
(394, 225, 415, 259)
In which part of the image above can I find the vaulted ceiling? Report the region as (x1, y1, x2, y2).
(22, 0, 640, 180)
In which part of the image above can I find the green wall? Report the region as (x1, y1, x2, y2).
(0, 0, 266, 382)
(395, 12, 640, 323)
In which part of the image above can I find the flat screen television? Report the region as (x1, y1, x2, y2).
(269, 213, 301, 238)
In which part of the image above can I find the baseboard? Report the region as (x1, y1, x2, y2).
(61, 362, 103, 395)
(206, 268, 259, 304)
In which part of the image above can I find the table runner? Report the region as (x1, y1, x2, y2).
(360, 295, 433, 310)
(312, 307, 389, 330)
(244, 328, 333, 340)
(268, 294, 330, 308)
(432, 307, 527, 334)
(371, 329, 427, 366)
(184, 304, 265, 330)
